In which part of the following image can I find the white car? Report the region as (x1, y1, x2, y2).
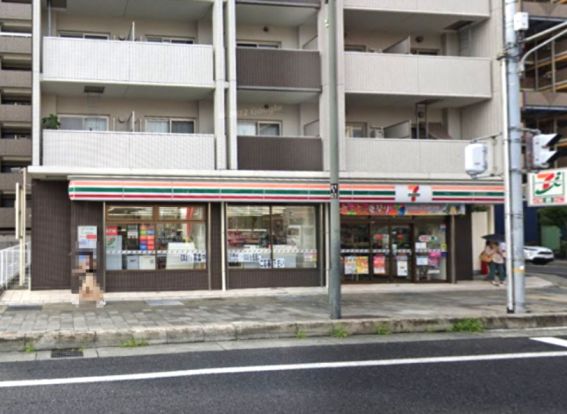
(524, 246, 554, 264)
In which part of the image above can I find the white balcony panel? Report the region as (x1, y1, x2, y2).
(345, 53, 492, 99)
(343, 0, 489, 16)
(43, 130, 215, 170)
(42, 37, 214, 87)
(346, 138, 468, 176)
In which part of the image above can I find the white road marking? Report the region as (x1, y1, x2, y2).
(1, 351, 567, 388)
(531, 337, 567, 349)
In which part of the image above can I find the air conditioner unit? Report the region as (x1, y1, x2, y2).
(369, 127, 384, 138)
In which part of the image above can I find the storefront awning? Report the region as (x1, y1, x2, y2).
(68, 180, 505, 204)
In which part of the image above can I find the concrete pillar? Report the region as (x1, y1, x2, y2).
(213, 0, 227, 169)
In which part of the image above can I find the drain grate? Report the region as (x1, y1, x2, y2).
(6, 305, 42, 312)
(51, 348, 84, 359)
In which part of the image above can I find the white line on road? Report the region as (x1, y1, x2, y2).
(531, 337, 567, 349)
(1, 350, 567, 388)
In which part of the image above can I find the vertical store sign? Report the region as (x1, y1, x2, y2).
(528, 169, 567, 206)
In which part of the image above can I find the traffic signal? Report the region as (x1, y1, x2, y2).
(531, 133, 561, 170)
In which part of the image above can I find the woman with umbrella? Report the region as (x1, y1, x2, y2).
(481, 234, 506, 286)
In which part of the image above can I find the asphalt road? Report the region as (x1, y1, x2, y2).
(527, 260, 567, 279)
(1, 336, 567, 413)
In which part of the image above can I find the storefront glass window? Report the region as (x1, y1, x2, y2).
(414, 221, 447, 282)
(105, 205, 207, 271)
(227, 205, 318, 269)
(272, 206, 317, 269)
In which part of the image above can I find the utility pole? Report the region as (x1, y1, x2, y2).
(327, 0, 341, 319)
(504, 0, 526, 313)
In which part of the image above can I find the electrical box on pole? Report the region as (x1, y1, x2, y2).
(531, 133, 561, 170)
(465, 142, 488, 178)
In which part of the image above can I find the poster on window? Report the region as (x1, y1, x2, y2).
(373, 255, 386, 274)
(396, 257, 408, 277)
(416, 256, 429, 266)
(78, 226, 97, 250)
(344, 256, 357, 275)
(355, 256, 369, 274)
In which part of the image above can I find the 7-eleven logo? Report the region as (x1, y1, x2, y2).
(395, 185, 432, 203)
(534, 171, 563, 196)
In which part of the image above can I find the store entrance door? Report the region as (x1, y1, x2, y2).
(389, 224, 413, 282)
(342, 220, 414, 283)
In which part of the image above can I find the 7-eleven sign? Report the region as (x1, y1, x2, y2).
(528, 169, 567, 206)
(395, 185, 432, 203)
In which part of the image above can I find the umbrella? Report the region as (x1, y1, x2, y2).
(482, 234, 505, 243)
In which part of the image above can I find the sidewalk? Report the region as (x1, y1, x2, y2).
(0, 277, 566, 351)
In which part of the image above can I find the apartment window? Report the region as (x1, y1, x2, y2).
(237, 120, 281, 136)
(346, 123, 366, 138)
(59, 115, 108, 131)
(411, 48, 439, 56)
(1, 128, 31, 139)
(237, 41, 280, 49)
(105, 205, 207, 271)
(145, 36, 194, 44)
(345, 45, 367, 52)
(1, 94, 31, 105)
(1, 24, 30, 34)
(0, 160, 30, 173)
(1, 59, 31, 71)
(59, 32, 110, 40)
(227, 205, 318, 269)
(1, 195, 15, 208)
(145, 118, 195, 134)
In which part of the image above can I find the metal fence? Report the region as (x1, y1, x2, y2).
(0, 242, 30, 289)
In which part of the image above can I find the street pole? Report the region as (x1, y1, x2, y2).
(504, 0, 526, 313)
(327, 0, 341, 319)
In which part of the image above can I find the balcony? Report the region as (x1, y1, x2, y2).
(0, 172, 23, 191)
(238, 136, 323, 171)
(42, 130, 216, 170)
(237, 48, 320, 100)
(0, 70, 30, 89)
(522, 1, 567, 19)
(42, 37, 215, 98)
(237, 0, 319, 5)
(345, 138, 469, 178)
(0, 2, 31, 21)
(0, 104, 31, 123)
(343, 0, 489, 17)
(344, 52, 491, 102)
(0, 139, 31, 157)
(0, 34, 30, 54)
(0, 207, 30, 229)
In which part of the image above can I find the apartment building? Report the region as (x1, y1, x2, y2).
(0, 0, 31, 240)
(521, 0, 567, 163)
(29, 0, 504, 292)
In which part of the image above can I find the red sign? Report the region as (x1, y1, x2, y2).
(105, 226, 118, 236)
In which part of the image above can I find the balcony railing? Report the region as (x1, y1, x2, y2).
(43, 37, 215, 87)
(0, 172, 24, 191)
(0, 1, 31, 21)
(0, 138, 31, 157)
(0, 70, 30, 89)
(0, 33, 31, 54)
(0, 104, 31, 123)
(344, 52, 492, 99)
(43, 130, 216, 170)
(343, 0, 490, 16)
(238, 136, 323, 171)
(236, 0, 320, 6)
(237, 48, 321, 90)
(345, 138, 470, 177)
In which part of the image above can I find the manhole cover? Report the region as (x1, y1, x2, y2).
(51, 348, 84, 359)
(6, 305, 42, 312)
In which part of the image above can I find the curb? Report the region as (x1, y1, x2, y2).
(4, 313, 567, 352)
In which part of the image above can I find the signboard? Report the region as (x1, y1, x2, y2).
(78, 226, 97, 250)
(395, 185, 432, 203)
(528, 169, 567, 206)
(340, 203, 465, 216)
